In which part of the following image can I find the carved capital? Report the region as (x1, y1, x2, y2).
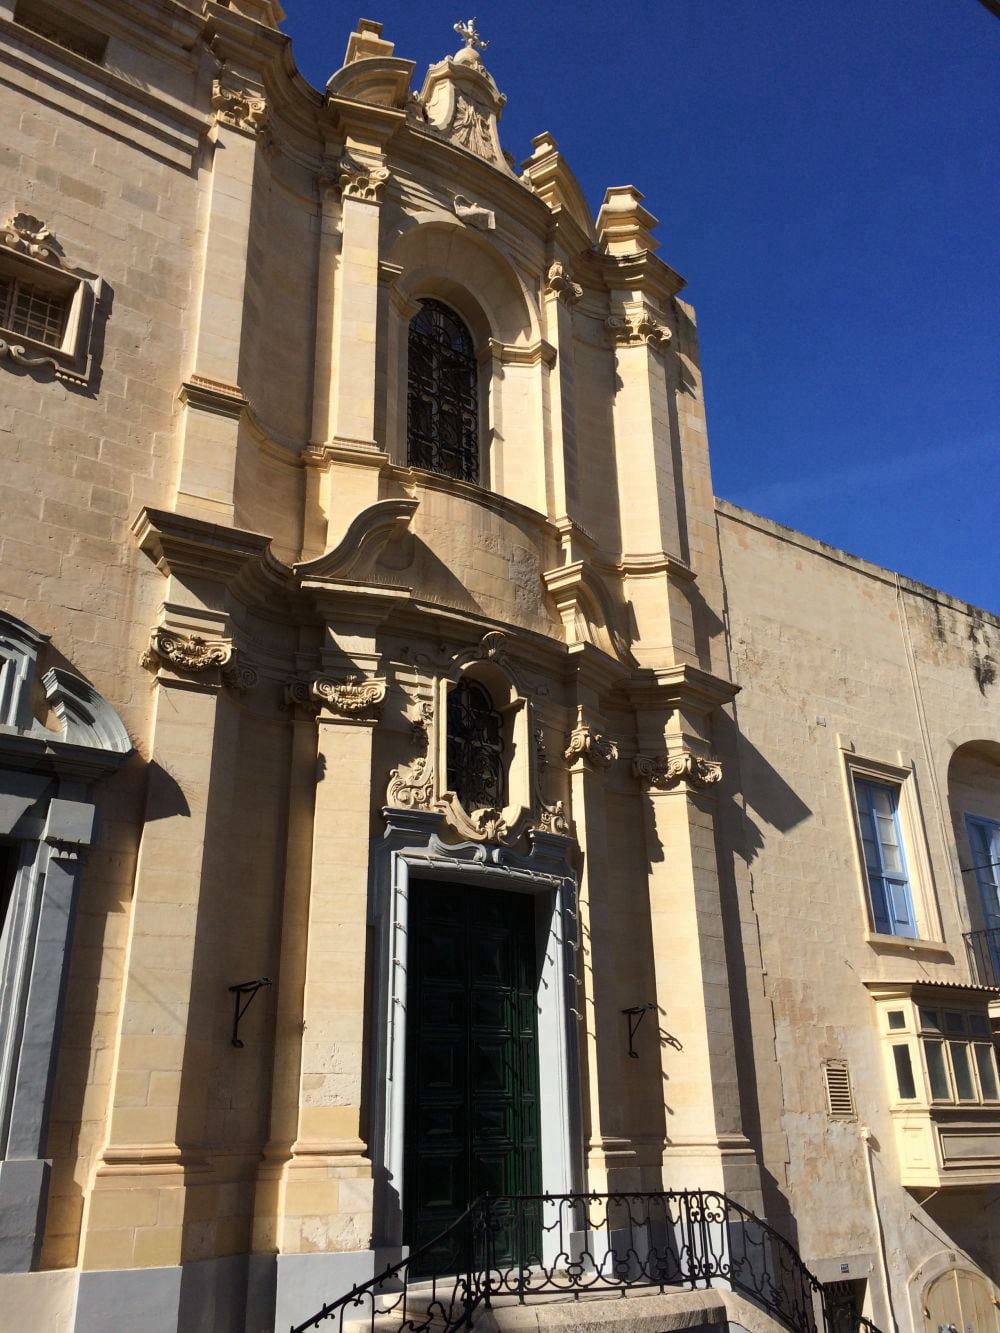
(312, 673, 387, 720)
(144, 628, 233, 674)
(544, 260, 582, 305)
(606, 305, 672, 349)
(338, 154, 391, 202)
(212, 76, 266, 134)
(143, 628, 258, 692)
(632, 751, 723, 791)
(564, 706, 618, 770)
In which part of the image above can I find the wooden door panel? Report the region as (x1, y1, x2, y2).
(404, 881, 542, 1272)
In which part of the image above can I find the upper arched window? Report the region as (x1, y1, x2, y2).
(407, 298, 480, 485)
(446, 676, 505, 812)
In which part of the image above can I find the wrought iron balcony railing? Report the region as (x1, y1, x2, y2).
(289, 1189, 885, 1333)
(964, 928, 1000, 987)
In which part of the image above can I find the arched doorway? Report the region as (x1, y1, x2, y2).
(923, 1267, 999, 1333)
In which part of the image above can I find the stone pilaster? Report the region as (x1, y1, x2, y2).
(261, 670, 385, 1259)
(565, 690, 633, 1190)
(541, 259, 582, 522)
(81, 613, 242, 1271)
(629, 668, 760, 1200)
(175, 73, 264, 521)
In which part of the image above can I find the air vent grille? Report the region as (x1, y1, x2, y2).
(824, 1060, 856, 1120)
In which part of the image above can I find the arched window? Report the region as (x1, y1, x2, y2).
(407, 298, 480, 484)
(447, 676, 505, 811)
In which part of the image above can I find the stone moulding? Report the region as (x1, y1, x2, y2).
(632, 751, 723, 791)
(564, 706, 618, 769)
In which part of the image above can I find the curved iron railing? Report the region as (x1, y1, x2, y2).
(290, 1189, 885, 1333)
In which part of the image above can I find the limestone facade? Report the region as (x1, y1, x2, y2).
(0, 4, 996, 1331)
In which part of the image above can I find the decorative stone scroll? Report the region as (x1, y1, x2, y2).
(338, 154, 391, 202)
(386, 699, 436, 810)
(605, 306, 672, 349)
(544, 260, 582, 305)
(211, 75, 267, 134)
(563, 705, 618, 770)
(632, 751, 723, 791)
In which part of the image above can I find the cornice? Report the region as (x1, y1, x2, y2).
(131, 507, 274, 584)
(623, 662, 739, 713)
(599, 249, 686, 302)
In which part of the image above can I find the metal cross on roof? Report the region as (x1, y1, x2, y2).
(453, 17, 489, 52)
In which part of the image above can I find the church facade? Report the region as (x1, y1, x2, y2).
(0, 3, 998, 1331)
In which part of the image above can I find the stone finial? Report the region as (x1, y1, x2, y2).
(596, 186, 660, 256)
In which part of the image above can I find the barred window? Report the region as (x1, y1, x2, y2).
(447, 677, 504, 812)
(0, 272, 69, 347)
(407, 298, 480, 484)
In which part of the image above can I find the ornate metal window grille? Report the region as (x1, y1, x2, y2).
(447, 677, 504, 811)
(407, 298, 480, 484)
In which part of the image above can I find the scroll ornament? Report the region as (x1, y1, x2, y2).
(632, 751, 723, 791)
(386, 701, 436, 809)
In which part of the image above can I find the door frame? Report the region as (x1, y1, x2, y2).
(370, 810, 583, 1260)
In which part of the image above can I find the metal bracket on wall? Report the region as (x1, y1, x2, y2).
(228, 977, 272, 1048)
(622, 1003, 657, 1059)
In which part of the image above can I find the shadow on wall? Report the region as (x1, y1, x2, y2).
(715, 711, 813, 864)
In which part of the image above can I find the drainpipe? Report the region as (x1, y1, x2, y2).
(860, 1126, 902, 1333)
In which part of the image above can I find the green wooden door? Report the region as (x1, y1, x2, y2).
(403, 880, 542, 1272)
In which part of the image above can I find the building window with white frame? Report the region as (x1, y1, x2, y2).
(853, 775, 917, 938)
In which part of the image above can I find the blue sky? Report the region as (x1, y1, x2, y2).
(280, 1, 999, 612)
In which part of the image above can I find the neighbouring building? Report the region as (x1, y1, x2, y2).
(0, 3, 998, 1331)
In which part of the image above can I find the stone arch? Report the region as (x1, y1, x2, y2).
(909, 1255, 1000, 1333)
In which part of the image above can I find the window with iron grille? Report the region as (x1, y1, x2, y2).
(407, 298, 480, 484)
(824, 1059, 857, 1119)
(0, 271, 69, 347)
(446, 677, 505, 812)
